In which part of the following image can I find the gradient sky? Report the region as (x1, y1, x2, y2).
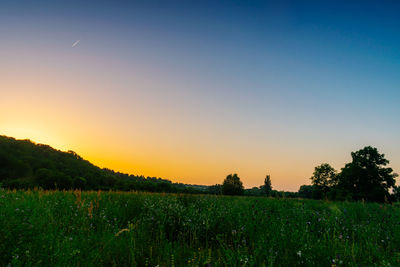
(1, 0, 399, 191)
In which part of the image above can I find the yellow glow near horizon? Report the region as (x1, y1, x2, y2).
(1, 126, 68, 151)
(2, 33, 399, 192)
(0, 76, 393, 190)
(1, 108, 397, 191)
(0, 121, 315, 190)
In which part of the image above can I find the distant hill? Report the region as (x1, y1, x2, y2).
(0, 135, 205, 193)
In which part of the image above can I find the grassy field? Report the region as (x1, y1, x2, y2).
(1, 189, 400, 266)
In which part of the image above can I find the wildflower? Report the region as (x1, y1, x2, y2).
(297, 250, 302, 257)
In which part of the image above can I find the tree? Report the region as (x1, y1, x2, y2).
(208, 184, 222, 195)
(298, 185, 315, 199)
(54, 172, 73, 189)
(310, 163, 337, 197)
(222, 173, 244, 195)
(264, 174, 272, 196)
(35, 168, 55, 189)
(337, 146, 398, 202)
(73, 177, 87, 189)
(245, 186, 265, 196)
(392, 186, 400, 202)
(0, 135, 206, 194)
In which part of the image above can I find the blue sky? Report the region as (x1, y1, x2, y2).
(1, 0, 399, 190)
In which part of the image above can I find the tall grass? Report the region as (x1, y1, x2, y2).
(1, 189, 400, 266)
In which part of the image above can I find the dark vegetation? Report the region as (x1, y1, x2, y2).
(1, 135, 400, 265)
(0, 135, 204, 194)
(0, 135, 399, 202)
(2, 190, 400, 266)
(229, 147, 399, 203)
(307, 146, 398, 202)
(222, 173, 244, 195)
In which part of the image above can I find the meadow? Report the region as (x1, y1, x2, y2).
(1, 189, 400, 266)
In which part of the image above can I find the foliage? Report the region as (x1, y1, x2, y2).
(264, 175, 272, 196)
(2, 190, 400, 266)
(303, 146, 398, 202)
(393, 186, 400, 202)
(2, 135, 398, 203)
(0, 135, 204, 194)
(222, 173, 244, 195)
(208, 184, 222, 195)
(298, 185, 315, 199)
(310, 163, 337, 198)
(245, 186, 265, 196)
(337, 146, 398, 202)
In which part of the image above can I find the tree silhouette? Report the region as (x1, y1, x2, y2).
(208, 184, 222, 194)
(338, 146, 398, 202)
(222, 173, 244, 195)
(298, 185, 314, 199)
(393, 186, 400, 202)
(264, 175, 272, 196)
(0, 135, 205, 194)
(310, 163, 337, 197)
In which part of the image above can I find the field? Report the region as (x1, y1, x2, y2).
(1, 189, 400, 266)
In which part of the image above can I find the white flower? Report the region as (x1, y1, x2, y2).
(297, 250, 302, 257)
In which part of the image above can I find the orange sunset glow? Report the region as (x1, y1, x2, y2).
(1, 0, 399, 191)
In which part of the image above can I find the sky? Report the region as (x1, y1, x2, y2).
(1, 0, 399, 191)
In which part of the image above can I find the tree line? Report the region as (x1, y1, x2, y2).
(305, 146, 398, 202)
(209, 146, 399, 202)
(0, 136, 204, 194)
(1, 135, 398, 202)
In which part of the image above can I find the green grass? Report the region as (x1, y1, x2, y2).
(1, 189, 400, 266)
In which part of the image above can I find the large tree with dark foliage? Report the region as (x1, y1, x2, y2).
(222, 173, 244, 195)
(310, 163, 337, 198)
(337, 146, 398, 202)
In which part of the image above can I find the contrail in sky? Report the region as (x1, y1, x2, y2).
(72, 40, 80, 47)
